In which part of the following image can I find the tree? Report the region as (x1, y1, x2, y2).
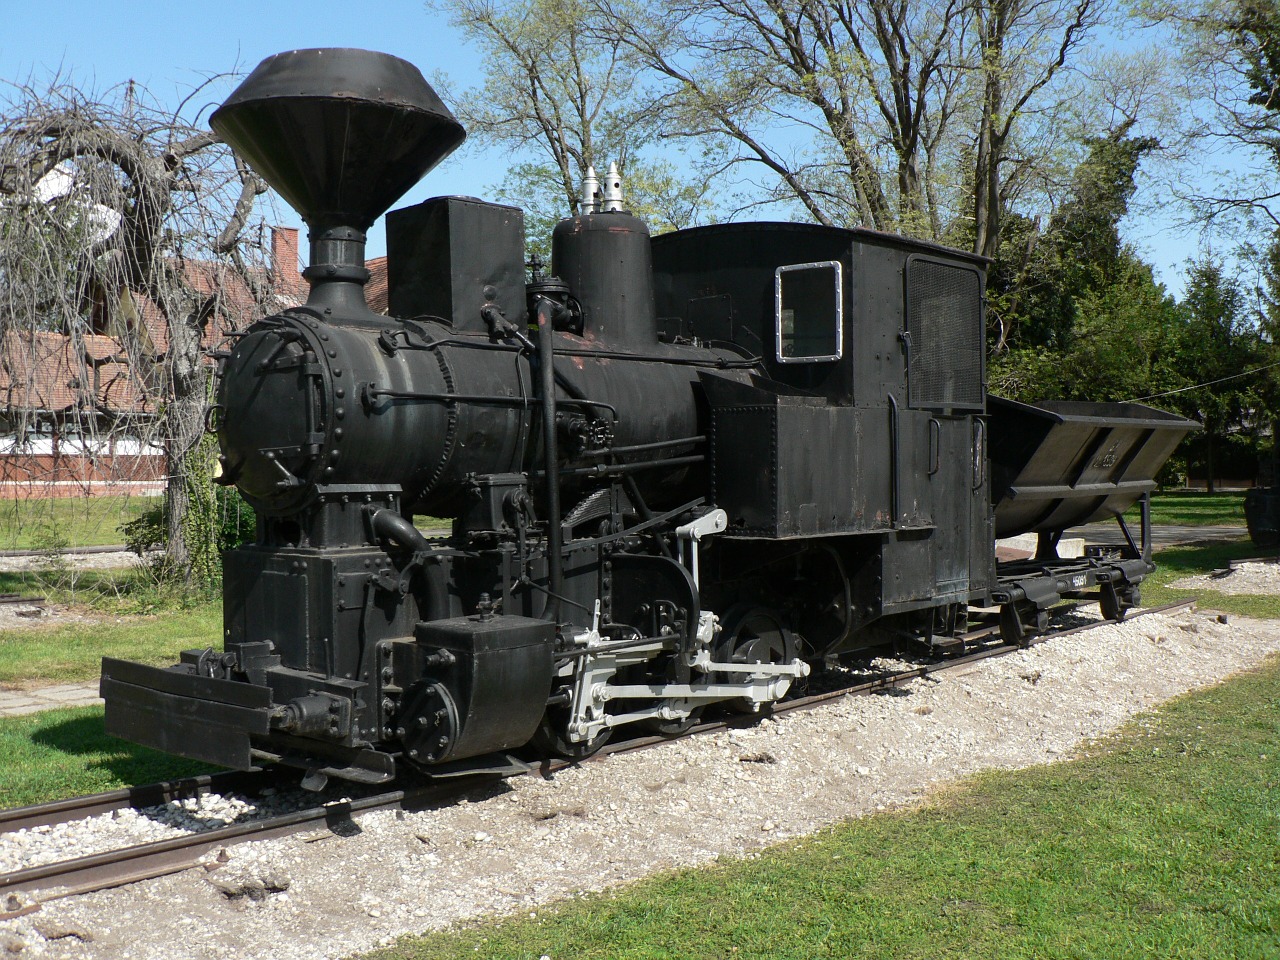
(1157, 0, 1280, 227)
(988, 255, 1186, 404)
(432, 0, 717, 250)
(990, 125, 1159, 351)
(588, 0, 1111, 261)
(1176, 257, 1264, 491)
(0, 75, 273, 584)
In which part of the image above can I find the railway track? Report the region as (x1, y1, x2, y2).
(0, 594, 45, 607)
(0, 599, 1196, 913)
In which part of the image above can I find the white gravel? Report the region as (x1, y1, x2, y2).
(1171, 559, 1280, 595)
(0, 789, 350, 876)
(0, 551, 141, 574)
(2, 606, 1279, 960)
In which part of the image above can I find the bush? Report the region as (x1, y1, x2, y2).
(120, 485, 257, 561)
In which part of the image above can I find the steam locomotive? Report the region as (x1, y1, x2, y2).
(100, 49, 1197, 787)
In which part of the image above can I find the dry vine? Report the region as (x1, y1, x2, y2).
(0, 73, 285, 581)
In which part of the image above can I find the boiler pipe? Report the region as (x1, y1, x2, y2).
(535, 297, 565, 625)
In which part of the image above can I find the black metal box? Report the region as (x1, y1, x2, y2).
(386, 197, 525, 331)
(702, 374, 892, 538)
(413, 614, 554, 758)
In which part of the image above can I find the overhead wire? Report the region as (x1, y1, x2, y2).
(1126, 357, 1280, 403)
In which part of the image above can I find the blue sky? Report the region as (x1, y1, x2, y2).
(0, 0, 502, 258)
(0, 1, 1217, 296)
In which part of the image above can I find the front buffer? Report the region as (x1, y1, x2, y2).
(101, 611, 555, 784)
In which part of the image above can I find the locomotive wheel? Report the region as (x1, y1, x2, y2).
(528, 706, 611, 761)
(642, 706, 704, 738)
(716, 606, 796, 714)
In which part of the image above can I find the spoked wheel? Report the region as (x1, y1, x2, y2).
(716, 606, 797, 714)
(528, 705, 611, 761)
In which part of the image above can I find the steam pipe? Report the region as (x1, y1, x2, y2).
(534, 297, 564, 625)
(369, 508, 432, 553)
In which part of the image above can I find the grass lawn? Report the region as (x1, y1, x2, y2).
(1141, 538, 1280, 619)
(365, 655, 1280, 960)
(0, 604, 220, 687)
(0, 495, 157, 551)
(1144, 490, 1246, 528)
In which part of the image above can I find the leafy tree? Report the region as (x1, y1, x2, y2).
(989, 255, 1185, 404)
(990, 126, 1159, 352)
(431, 0, 716, 253)
(1175, 257, 1264, 490)
(589, 0, 1116, 263)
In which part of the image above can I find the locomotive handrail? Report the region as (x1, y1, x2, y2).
(379, 329, 763, 370)
(539, 454, 706, 480)
(972, 417, 986, 490)
(887, 393, 901, 527)
(360, 384, 531, 409)
(580, 435, 706, 458)
(358, 384, 618, 421)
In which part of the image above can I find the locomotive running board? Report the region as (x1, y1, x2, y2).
(100, 657, 271, 771)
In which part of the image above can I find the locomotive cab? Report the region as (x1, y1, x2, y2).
(652, 224, 993, 650)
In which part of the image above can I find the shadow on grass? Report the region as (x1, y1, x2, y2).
(1151, 540, 1272, 579)
(28, 711, 216, 788)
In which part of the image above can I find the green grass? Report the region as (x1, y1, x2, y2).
(365, 656, 1280, 960)
(1144, 490, 1246, 528)
(0, 705, 215, 808)
(0, 603, 219, 686)
(0, 495, 157, 551)
(1140, 538, 1280, 619)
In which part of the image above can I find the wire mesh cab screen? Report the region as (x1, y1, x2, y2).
(905, 257, 983, 409)
(775, 260, 843, 363)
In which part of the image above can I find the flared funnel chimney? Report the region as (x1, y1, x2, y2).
(211, 48, 465, 314)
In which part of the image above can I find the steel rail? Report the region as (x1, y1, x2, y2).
(0, 775, 496, 907)
(0, 595, 43, 606)
(589, 599, 1198, 758)
(0, 770, 270, 835)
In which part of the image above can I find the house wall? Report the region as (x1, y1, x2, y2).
(0, 451, 164, 499)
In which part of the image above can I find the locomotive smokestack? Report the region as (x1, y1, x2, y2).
(211, 48, 465, 319)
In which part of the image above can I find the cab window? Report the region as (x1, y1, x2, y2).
(775, 261, 843, 363)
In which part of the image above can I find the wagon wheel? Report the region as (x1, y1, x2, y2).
(1099, 581, 1130, 622)
(999, 603, 1047, 648)
(715, 606, 796, 714)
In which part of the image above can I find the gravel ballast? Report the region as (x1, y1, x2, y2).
(3, 606, 1279, 960)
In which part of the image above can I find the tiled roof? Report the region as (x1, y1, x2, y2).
(0, 330, 154, 415)
(1, 228, 306, 420)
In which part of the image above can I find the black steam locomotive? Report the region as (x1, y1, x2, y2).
(101, 49, 1196, 787)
